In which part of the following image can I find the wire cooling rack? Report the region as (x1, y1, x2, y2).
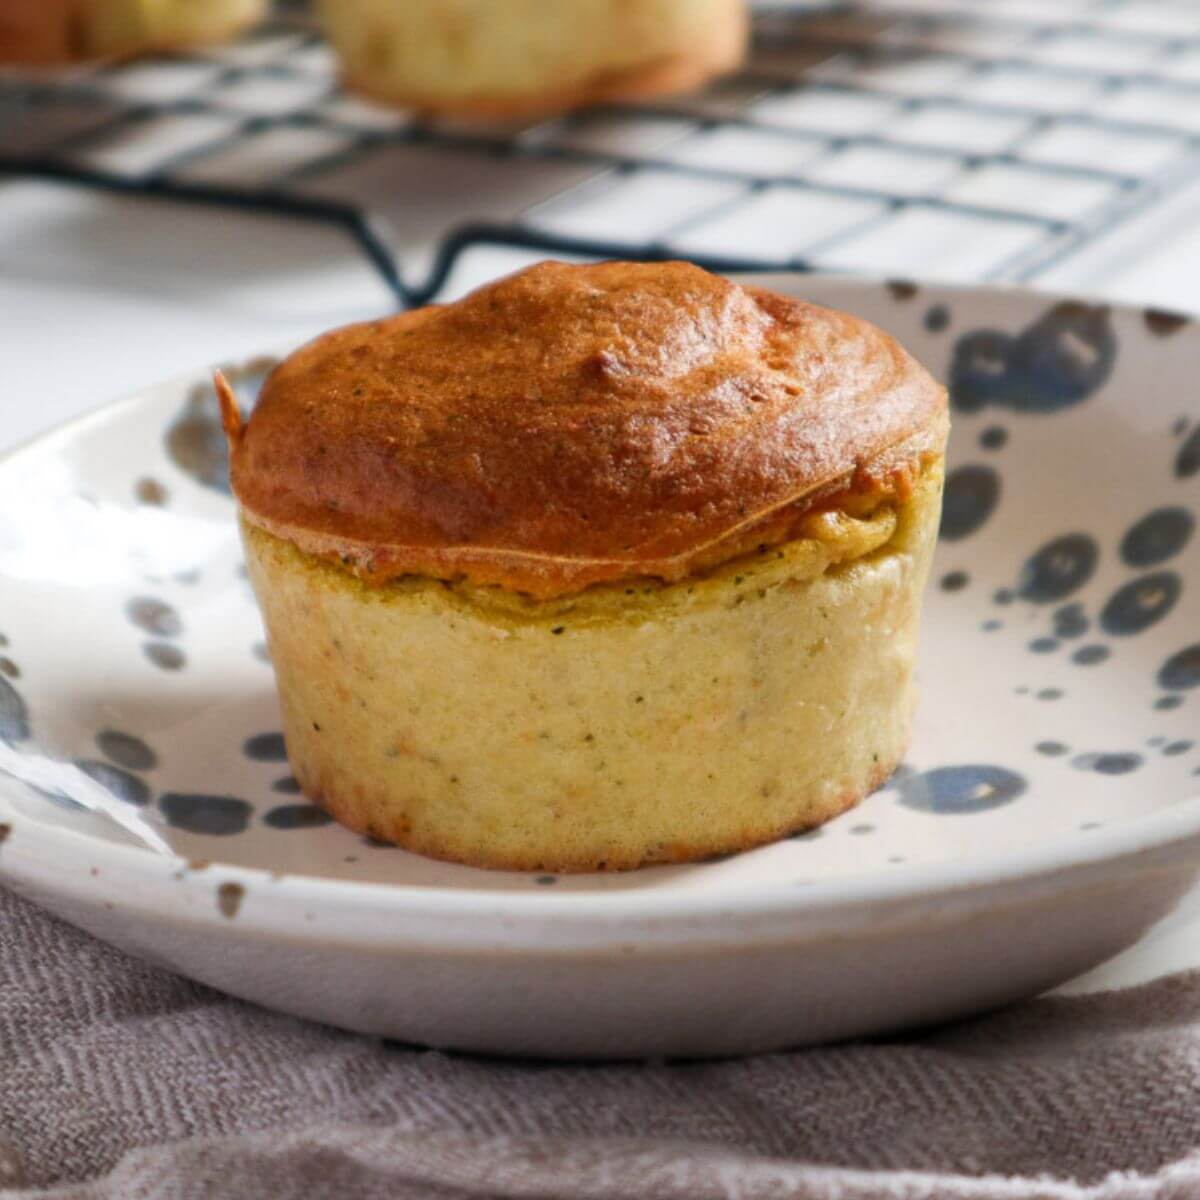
(3, 0, 1200, 306)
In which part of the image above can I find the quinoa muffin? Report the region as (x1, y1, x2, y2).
(316, 0, 747, 118)
(0, 0, 266, 64)
(219, 261, 948, 872)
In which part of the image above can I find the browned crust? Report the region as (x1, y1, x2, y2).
(0, 4, 262, 65)
(214, 370, 243, 443)
(237, 432, 945, 598)
(303, 755, 901, 874)
(226, 260, 949, 599)
(332, 0, 747, 120)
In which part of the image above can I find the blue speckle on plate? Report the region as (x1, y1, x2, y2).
(1018, 533, 1099, 603)
(896, 765, 1027, 814)
(75, 760, 151, 807)
(1052, 604, 1089, 639)
(1159, 644, 1200, 691)
(949, 303, 1115, 414)
(1036, 741, 1069, 757)
(1073, 644, 1110, 666)
(166, 389, 232, 495)
(263, 804, 333, 830)
(126, 597, 183, 638)
(159, 793, 252, 836)
(135, 477, 168, 506)
(1100, 572, 1181, 636)
(1144, 309, 1190, 337)
(924, 304, 950, 333)
(0, 677, 29, 742)
(96, 729, 157, 772)
(144, 642, 186, 671)
(244, 732, 288, 763)
(1177, 426, 1200, 479)
(1120, 508, 1194, 568)
(1072, 752, 1143, 776)
(940, 465, 1000, 541)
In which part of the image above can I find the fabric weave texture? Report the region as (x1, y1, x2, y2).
(2, 887, 1198, 1200)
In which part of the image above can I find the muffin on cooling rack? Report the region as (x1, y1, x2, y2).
(317, 0, 748, 118)
(219, 260, 948, 872)
(0, 0, 266, 65)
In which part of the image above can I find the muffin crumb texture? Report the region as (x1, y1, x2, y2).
(242, 461, 941, 871)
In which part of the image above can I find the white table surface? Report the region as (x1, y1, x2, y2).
(3, 165, 1200, 995)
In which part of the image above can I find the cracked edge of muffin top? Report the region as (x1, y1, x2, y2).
(218, 260, 949, 599)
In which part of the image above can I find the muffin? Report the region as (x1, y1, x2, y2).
(0, 0, 266, 65)
(317, 0, 748, 118)
(220, 261, 948, 872)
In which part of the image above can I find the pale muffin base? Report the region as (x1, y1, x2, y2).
(319, 0, 747, 118)
(243, 465, 943, 872)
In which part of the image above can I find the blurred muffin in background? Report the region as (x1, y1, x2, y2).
(0, 0, 267, 65)
(319, 0, 748, 119)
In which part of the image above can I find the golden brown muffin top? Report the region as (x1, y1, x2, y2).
(221, 261, 947, 598)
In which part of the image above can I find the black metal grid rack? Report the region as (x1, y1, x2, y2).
(3, 0, 1200, 307)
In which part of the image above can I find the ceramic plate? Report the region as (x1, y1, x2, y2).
(1, 277, 1199, 1058)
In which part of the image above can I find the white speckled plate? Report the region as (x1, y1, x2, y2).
(1, 276, 1199, 1058)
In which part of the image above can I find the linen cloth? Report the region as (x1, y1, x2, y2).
(3, 885, 1200, 1200)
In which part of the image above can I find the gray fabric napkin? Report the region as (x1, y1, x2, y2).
(4, 886, 1200, 1200)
